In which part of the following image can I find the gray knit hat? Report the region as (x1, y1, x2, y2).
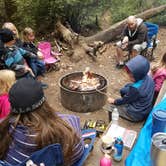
(9, 78, 45, 113)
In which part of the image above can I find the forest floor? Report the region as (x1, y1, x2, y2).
(42, 27, 166, 165)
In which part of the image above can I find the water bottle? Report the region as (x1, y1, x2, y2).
(113, 137, 124, 161)
(100, 154, 112, 166)
(112, 107, 119, 125)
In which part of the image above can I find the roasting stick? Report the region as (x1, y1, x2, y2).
(95, 88, 110, 98)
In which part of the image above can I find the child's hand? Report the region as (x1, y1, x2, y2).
(107, 97, 115, 104)
(37, 51, 44, 59)
(25, 66, 35, 77)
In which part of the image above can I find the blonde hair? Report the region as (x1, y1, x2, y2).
(2, 22, 19, 38)
(22, 27, 34, 42)
(0, 70, 16, 95)
(151, 52, 166, 74)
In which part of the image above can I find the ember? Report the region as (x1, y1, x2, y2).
(69, 67, 100, 91)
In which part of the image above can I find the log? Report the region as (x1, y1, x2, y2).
(85, 5, 166, 43)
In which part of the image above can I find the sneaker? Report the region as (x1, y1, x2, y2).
(40, 82, 48, 89)
(115, 63, 125, 69)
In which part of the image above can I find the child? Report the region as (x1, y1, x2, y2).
(0, 28, 35, 79)
(151, 51, 166, 101)
(0, 70, 15, 119)
(22, 27, 45, 77)
(2, 22, 23, 48)
(108, 55, 154, 122)
(0, 78, 84, 165)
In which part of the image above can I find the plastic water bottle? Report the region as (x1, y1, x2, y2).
(112, 108, 119, 125)
(100, 154, 112, 166)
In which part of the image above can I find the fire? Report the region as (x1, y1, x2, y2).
(69, 67, 100, 91)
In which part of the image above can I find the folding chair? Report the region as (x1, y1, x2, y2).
(0, 130, 96, 166)
(0, 144, 64, 166)
(38, 42, 60, 72)
(141, 22, 159, 60)
(73, 129, 96, 166)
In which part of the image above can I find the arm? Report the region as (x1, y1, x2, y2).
(109, 86, 140, 105)
(19, 48, 37, 59)
(120, 83, 132, 97)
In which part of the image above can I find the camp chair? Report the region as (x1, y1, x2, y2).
(126, 22, 159, 61)
(73, 129, 96, 166)
(0, 143, 64, 166)
(38, 41, 60, 72)
(0, 130, 96, 166)
(141, 22, 159, 60)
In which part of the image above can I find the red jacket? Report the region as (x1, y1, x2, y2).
(0, 94, 10, 119)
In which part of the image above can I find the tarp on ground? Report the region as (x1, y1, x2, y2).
(125, 97, 166, 166)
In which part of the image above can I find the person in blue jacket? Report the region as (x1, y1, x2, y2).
(108, 55, 154, 122)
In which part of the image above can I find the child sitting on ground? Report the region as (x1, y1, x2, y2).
(0, 70, 15, 119)
(151, 51, 166, 102)
(0, 28, 35, 79)
(108, 55, 154, 122)
(22, 27, 45, 77)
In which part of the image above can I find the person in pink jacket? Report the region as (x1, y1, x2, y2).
(0, 70, 15, 119)
(151, 52, 166, 102)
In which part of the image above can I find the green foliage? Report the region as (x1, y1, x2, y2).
(149, 11, 166, 26)
(0, 0, 165, 35)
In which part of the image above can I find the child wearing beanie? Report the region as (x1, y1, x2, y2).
(0, 69, 15, 119)
(0, 78, 84, 166)
(0, 28, 36, 78)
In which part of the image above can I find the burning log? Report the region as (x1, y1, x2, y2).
(59, 71, 108, 112)
(69, 67, 100, 91)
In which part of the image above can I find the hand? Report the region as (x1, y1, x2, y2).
(25, 66, 35, 77)
(107, 97, 115, 104)
(37, 51, 44, 59)
(121, 42, 128, 49)
(123, 36, 129, 43)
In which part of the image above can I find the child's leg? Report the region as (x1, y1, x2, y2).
(35, 60, 45, 76)
(107, 104, 139, 122)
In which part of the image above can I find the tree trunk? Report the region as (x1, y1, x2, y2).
(85, 4, 166, 43)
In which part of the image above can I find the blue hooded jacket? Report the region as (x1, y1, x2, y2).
(114, 55, 154, 121)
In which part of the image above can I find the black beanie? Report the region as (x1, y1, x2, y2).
(9, 78, 45, 114)
(0, 28, 14, 43)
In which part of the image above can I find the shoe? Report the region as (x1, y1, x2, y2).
(116, 63, 125, 69)
(40, 82, 48, 89)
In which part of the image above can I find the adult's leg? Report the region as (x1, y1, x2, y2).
(132, 42, 147, 57)
(116, 47, 124, 64)
(115, 41, 125, 68)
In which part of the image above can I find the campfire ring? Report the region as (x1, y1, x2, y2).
(59, 72, 107, 112)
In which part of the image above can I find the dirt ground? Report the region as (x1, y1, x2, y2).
(42, 27, 166, 165)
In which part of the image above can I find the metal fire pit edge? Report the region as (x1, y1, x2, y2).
(59, 71, 108, 113)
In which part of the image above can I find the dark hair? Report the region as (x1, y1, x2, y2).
(0, 101, 80, 165)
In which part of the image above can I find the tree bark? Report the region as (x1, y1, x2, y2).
(85, 4, 166, 43)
